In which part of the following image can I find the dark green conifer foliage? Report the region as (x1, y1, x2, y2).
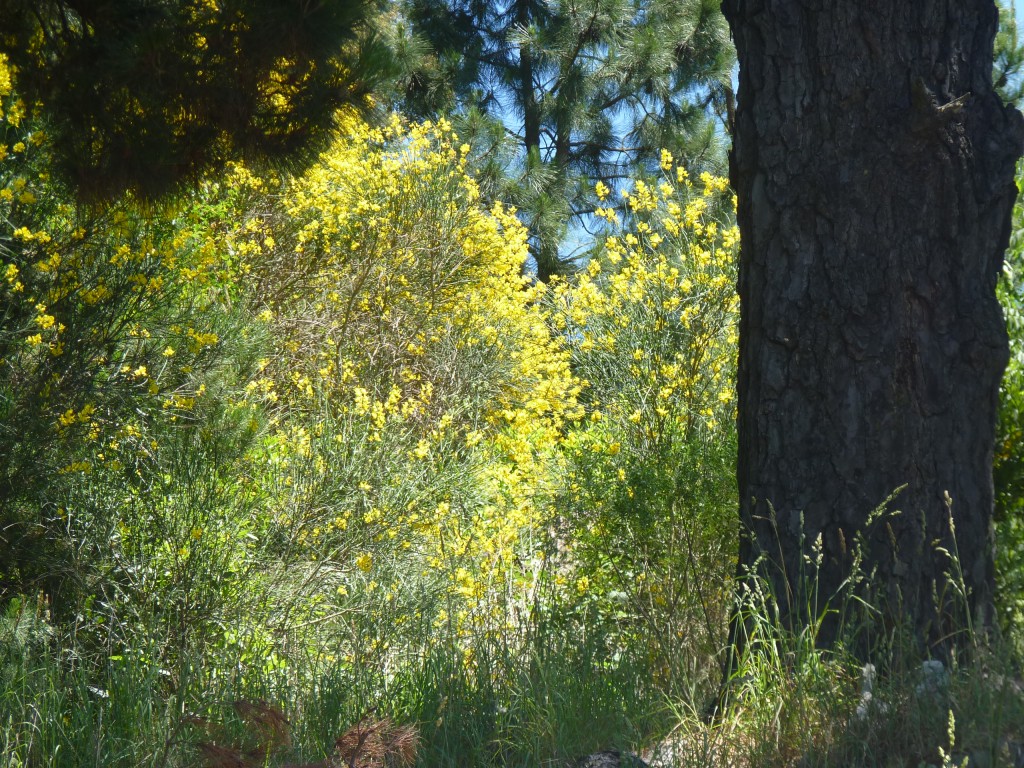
(398, 0, 734, 280)
(995, 0, 1024, 107)
(0, 0, 389, 201)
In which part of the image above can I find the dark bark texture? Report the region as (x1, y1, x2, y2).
(721, 0, 1024, 654)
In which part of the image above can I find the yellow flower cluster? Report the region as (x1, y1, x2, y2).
(0, 61, 230, 486)
(0, 53, 23, 131)
(550, 160, 739, 611)
(190, 112, 582, 635)
(556, 174, 737, 434)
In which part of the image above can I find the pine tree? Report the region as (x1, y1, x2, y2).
(397, 0, 734, 280)
(0, 0, 390, 201)
(995, 0, 1024, 106)
(723, 0, 1023, 657)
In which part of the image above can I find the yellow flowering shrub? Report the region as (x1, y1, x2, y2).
(550, 154, 739, 683)
(184, 113, 581, 651)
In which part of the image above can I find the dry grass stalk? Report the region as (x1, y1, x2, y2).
(195, 700, 291, 768)
(192, 702, 418, 768)
(232, 699, 292, 754)
(334, 717, 419, 768)
(196, 742, 253, 768)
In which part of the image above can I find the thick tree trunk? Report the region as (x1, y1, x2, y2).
(721, 0, 1024, 656)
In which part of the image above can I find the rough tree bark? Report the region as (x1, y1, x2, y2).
(721, 0, 1024, 655)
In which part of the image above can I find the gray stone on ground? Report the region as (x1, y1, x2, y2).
(573, 750, 650, 768)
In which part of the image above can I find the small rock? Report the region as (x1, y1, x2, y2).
(573, 750, 650, 768)
(855, 662, 889, 719)
(915, 660, 949, 697)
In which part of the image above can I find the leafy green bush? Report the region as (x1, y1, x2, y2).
(996, 167, 1024, 651)
(0, 55, 230, 621)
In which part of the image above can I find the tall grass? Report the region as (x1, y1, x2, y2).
(682, 501, 1024, 768)
(0, 597, 670, 767)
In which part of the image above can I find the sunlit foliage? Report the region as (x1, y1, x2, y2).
(549, 155, 739, 689)
(995, 164, 1024, 649)
(179, 113, 584, 660)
